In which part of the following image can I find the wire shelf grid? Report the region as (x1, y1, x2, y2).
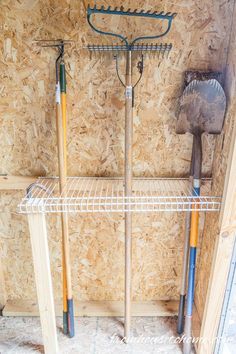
(17, 177, 222, 214)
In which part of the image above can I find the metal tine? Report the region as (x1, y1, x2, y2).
(35, 39, 73, 46)
(88, 43, 172, 54)
(88, 4, 176, 19)
(35, 39, 73, 42)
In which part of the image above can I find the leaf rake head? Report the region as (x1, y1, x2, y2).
(87, 4, 176, 50)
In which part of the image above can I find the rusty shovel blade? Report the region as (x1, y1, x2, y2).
(177, 79, 226, 135)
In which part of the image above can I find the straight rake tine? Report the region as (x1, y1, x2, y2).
(87, 42, 172, 56)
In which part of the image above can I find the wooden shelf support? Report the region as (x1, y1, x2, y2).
(28, 213, 59, 354)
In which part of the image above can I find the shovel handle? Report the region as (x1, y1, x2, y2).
(193, 134, 202, 180)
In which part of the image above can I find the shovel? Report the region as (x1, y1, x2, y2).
(176, 78, 226, 354)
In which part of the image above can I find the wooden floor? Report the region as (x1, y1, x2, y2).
(0, 316, 195, 354)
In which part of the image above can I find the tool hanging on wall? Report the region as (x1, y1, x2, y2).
(177, 75, 226, 354)
(86, 4, 176, 340)
(35, 39, 75, 338)
(177, 147, 194, 335)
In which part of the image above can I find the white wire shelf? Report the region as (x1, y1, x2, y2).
(17, 177, 222, 214)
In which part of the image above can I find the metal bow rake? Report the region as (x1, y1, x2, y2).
(87, 4, 176, 341)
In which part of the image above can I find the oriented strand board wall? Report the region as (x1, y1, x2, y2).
(0, 0, 234, 302)
(195, 0, 236, 321)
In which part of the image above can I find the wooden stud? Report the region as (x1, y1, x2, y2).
(197, 123, 236, 353)
(28, 213, 59, 354)
(0, 260, 6, 310)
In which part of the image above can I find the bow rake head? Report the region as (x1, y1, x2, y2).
(87, 4, 177, 47)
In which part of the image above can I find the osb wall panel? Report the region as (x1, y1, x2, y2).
(195, 1, 236, 321)
(0, 0, 234, 301)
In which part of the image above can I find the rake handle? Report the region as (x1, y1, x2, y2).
(56, 99, 68, 335)
(124, 50, 133, 341)
(56, 62, 74, 338)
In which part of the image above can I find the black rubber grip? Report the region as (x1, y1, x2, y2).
(63, 311, 68, 334)
(67, 298, 75, 338)
(177, 294, 185, 334)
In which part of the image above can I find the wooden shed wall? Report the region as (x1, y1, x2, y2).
(0, 0, 234, 303)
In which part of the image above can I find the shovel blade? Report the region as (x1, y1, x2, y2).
(177, 79, 226, 135)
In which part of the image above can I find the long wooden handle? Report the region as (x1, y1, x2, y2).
(177, 142, 195, 334)
(56, 62, 74, 338)
(60, 62, 74, 338)
(124, 50, 133, 341)
(56, 97, 68, 335)
(183, 135, 201, 354)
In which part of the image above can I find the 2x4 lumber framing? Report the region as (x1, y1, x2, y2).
(2, 299, 178, 317)
(198, 124, 236, 353)
(197, 0, 236, 350)
(0, 175, 36, 190)
(0, 261, 6, 310)
(27, 213, 58, 354)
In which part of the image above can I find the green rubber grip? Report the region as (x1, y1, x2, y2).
(60, 63, 66, 93)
